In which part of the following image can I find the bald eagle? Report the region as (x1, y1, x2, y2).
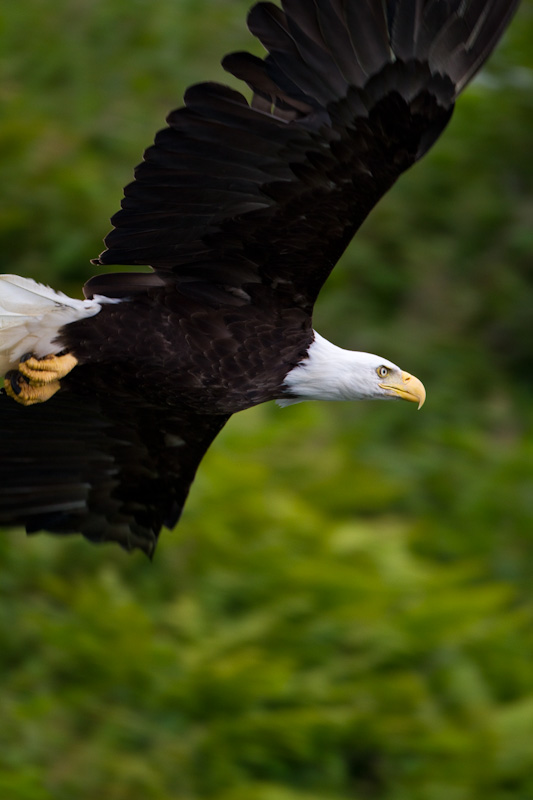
(0, 0, 520, 554)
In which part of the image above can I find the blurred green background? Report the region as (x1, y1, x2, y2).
(1, 1, 533, 798)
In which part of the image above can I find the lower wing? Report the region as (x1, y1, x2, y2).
(0, 386, 229, 555)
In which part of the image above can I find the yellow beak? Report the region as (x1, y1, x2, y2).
(379, 370, 426, 409)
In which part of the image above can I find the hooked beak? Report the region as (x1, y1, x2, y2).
(379, 370, 426, 409)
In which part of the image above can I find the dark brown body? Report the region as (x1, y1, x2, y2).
(61, 285, 314, 413)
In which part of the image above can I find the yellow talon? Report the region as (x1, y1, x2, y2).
(3, 351, 78, 406)
(18, 352, 78, 384)
(5, 373, 61, 406)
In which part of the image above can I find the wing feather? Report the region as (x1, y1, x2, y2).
(92, 0, 520, 308)
(344, 0, 393, 76)
(0, 387, 229, 555)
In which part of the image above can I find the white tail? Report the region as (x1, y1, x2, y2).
(0, 274, 105, 375)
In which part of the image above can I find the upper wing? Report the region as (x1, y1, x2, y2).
(91, 0, 520, 309)
(0, 385, 229, 555)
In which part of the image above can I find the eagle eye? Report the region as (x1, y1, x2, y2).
(377, 366, 389, 379)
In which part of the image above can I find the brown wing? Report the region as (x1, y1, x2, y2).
(0, 386, 229, 556)
(90, 0, 520, 311)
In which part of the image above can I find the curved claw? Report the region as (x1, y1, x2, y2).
(6, 370, 25, 396)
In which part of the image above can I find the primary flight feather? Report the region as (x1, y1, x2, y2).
(0, 0, 520, 554)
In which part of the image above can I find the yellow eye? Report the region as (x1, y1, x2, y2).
(377, 366, 389, 379)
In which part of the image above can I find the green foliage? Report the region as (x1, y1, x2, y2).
(1, 1, 533, 798)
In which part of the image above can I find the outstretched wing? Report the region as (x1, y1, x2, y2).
(91, 0, 520, 309)
(0, 386, 229, 555)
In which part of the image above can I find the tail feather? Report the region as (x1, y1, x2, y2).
(0, 274, 105, 374)
(0, 274, 84, 315)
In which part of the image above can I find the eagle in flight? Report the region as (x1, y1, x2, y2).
(0, 0, 520, 554)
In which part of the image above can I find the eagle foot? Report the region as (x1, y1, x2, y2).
(4, 370, 61, 406)
(3, 351, 78, 406)
(18, 351, 78, 385)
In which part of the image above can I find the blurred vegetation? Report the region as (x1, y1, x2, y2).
(1, 1, 533, 798)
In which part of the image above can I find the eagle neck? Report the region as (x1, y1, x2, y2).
(278, 331, 378, 406)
